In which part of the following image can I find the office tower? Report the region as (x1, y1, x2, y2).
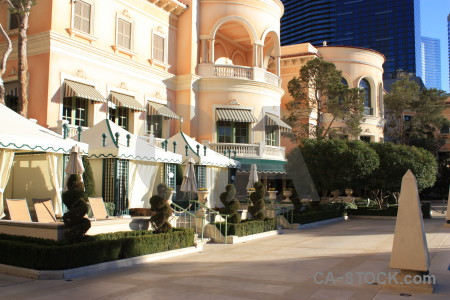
(421, 37, 441, 89)
(281, 0, 421, 80)
(448, 14, 450, 89)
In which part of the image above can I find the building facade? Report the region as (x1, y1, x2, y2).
(279, 44, 386, 153)
(280, 0, 421, 80)
(421, 37, 442, 89)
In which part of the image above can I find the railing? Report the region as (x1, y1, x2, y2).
(214, 65, 253, 80)
(264, 72, 279, 86)
(189, 200, 229, 244)
(263, 145, 286, 158)
(209, 143, 260, 157)
(52, 120, 88, 140)
(170, 202, 205, 242)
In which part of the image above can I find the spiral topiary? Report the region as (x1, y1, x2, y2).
(62, 174, 91, 242)
(248, 181, 266, 220)
(218, 184, 241, 223)
(149, 183, 173, 233)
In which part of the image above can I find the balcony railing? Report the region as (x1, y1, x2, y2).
(53, 120, 88, 140)
(200, 64, 280, 87)
(208, 142, 285, 160)
(214, 65, 253, 80)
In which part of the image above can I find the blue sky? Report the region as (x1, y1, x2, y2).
(421, 0, 450, 92)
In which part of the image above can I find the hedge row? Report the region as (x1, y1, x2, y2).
(0, 228, 194, 270)
(292, 210, 344, 224)
(347, 206, 398, 216)
(216, 218, 276, 237)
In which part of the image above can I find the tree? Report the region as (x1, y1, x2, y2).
(290, 139, 379, 196)
(82, 156, 96, 197)
(384, 74, 448, 152)
(367, 142, 437, 208)
(0, 22, 13, 104)
(285, 58, 365, 142)
(3, 0, 34, 117)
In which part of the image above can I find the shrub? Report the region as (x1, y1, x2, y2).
(348, 206, 398, 216)
(292, 210, 344, 224)
(216, 218, 276, 236)
(0, 228, 194, 270)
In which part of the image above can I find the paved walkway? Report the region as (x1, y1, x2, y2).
(0, 216, 449, 299)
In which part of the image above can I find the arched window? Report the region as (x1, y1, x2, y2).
(341, 78, 348, 86)
(359, 79, 372, 115)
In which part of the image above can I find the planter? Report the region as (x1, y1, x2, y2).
(247, 190, 255, 197)
(196, 191, 210, 204)
(282, 190, 293, 203)
(166, 190, 174, 205)
(268, 191, 277, 200)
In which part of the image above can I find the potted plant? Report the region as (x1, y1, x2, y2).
(267, 188, 278, 200)
(247, 188, 255, 197)
(196, 187, 210, 204)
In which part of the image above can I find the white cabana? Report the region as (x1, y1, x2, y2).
(80, 119, 182, 212)
(165, 132, 239, 207)
(0, 104, 88, 217)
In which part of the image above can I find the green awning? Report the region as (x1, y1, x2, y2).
(110, 92, 146, 111)
(266, 114, 292, 132)
(216, 108, 258, 123)
(235, 158, 287, 174)
(148, 102, 180, 119)
(64, 80, 106, 103)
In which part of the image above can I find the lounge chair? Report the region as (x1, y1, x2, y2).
(6, 199, 32, 222)
(32, 198, 57, 223)
(88, 197, 108, 220)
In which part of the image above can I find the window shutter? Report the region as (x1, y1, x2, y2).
(118, 19, 131, 49)
(153, 35, 165, 62)
(74, 1, 91, 33)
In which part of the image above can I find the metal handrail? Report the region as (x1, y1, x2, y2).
(171, 202, 205, 242)
(189, 200, 229, 244)
(271, 202, 294, 225)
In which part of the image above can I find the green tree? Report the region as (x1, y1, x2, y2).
(367, 142, 437, 208)
(285, 58, 365, 142)
(384, 74, 448, 152)
(82, 156, 96, 197)
(288, 139, 379, 196)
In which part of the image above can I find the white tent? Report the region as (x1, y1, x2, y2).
(80, 119, 182, 211)
(165, 132, 239, 207)
(0, 104, 88, 217)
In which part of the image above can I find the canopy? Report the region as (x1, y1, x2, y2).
(65, 80, 106, 103)
(79, 119, 182, 163)
(236, 157, 286, 174)
(110, 92, 146, 111)
(216, 108, 258, 123)
(165, 132, 238, 168)
(0, 104, 88, 154)
(265, 113, 292, 132)
(148, 102, 180, 119)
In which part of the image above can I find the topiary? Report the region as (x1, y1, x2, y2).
(82, 156, 96, 197)
(248, 182, 265, 220)
(149, 183, 173, 233)
(218, 184, 241, 223)
(62, 174, 91, 242)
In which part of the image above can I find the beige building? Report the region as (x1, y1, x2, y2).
(280, 43, 386, 153)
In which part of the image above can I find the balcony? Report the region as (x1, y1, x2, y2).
(53, 120, 88, 140)
(207, 142, 286, 160)
(198, 64, 281, 87)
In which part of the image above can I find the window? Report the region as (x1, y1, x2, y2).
(73, 0, 91, 34)
(4, 81, 19, 113)
(9, 12, 19, 30)
(195, 166, 207, 189)
(147, 115, 163, 138)
(265, 125, 279, 146)
(165, 164, 177, 191)
(217, 121, 248, 143)
(109, 107, 129, 130)
(360, 136, 371, 143)
(359, 78, 372, 115)
(153, 34, 165, 62)
(63, 97, 88, 127)
(117, 19, 132, 49)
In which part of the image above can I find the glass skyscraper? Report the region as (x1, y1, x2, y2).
(448, 14, 450, 90)
(281, 0, 421, 80)
(421, 37, 441, 89)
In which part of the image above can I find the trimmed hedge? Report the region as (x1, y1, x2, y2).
(216, 218, 276, 237)
(348, 206, 398, 216)
(293, 210, 344, 224)
(0, 228, 194, 270)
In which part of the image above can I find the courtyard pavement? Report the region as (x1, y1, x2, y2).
(0, 207, 449, 300)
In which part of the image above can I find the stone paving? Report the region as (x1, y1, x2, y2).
(0, 212, 449, 300)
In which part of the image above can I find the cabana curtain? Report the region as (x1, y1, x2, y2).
(46, 153, 64, 216)
(207, 167, 229, 208)
(0, 149, 15, 218)
(128, 161, 159, 208)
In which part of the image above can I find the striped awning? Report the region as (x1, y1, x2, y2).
(148, 102, 179, 119)
(5, 81, 18, 96)
(265, 114, 292, 132)
(216, 108, 257, 123)
(110, 92, 146, 111)
(64, 80, 106, 103)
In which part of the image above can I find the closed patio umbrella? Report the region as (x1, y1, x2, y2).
(246, 163, 258, 190)
(180, 158, 198, 192)
(65, 145, 85, 189)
